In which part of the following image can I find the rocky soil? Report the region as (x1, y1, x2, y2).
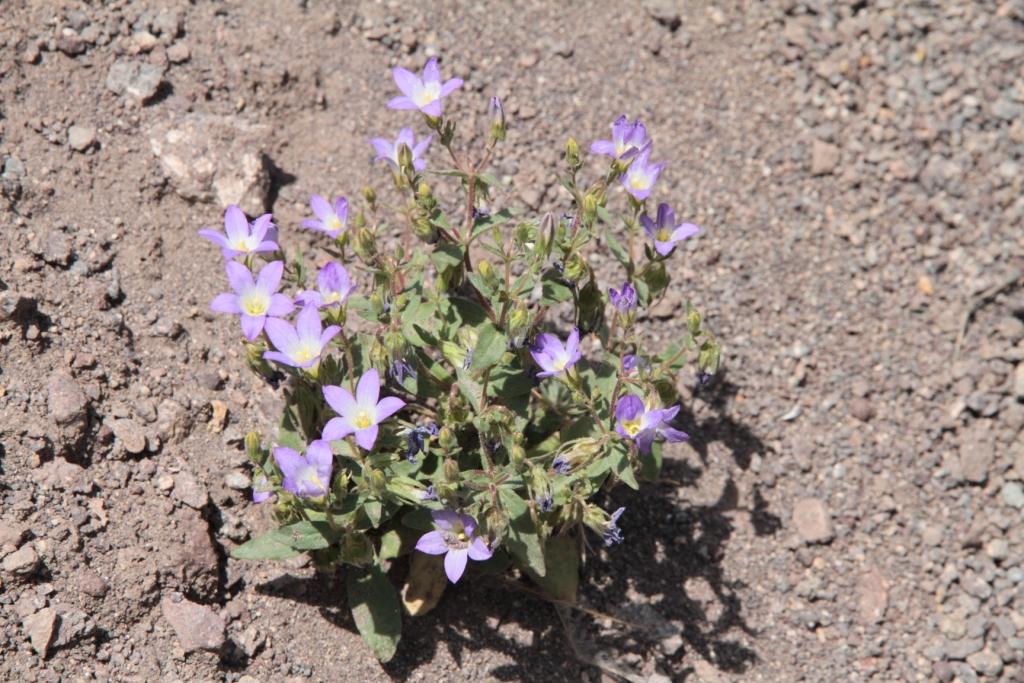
(1, 0, 1023, 681)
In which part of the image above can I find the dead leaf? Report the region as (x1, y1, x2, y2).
(208, 400, 228, 433)
(401, 552, 447, 617)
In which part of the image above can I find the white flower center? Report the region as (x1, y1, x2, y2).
(622, 419, 642, 437)
(413, 82, 441, 108)
(240, 290, 269, 316)
(552, 354, 568, 372)
(327, 216, 342, 232)
(292, 342, 319, 364)
(656, 228, 671, 242)
(323, 290, 341, 304)
(629, 172, 649, 190)
(299, 465, 323, 492)
(353, 410, 374, 430)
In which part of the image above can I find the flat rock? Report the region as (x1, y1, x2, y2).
(172, 471, 209, 509)
(643, 0, 681, 30)
(32, 458, 94, 494)
(792, 497, 833, 543)
(23, 607, 57, 658)
(67, 125, 96, 152)
(3, 545, 40, 576)
(148, 114, 271, 216)
(161, 596, 226, 652)
(0, 520, 28, 548)
(810, 140, 841, 176)
(51, 605, 96, 649)
(106, 59, 165, 102)
(1002, 481, 1024, 509)
(959, 440, 994, 485)
(77, 568, 110, 597)
(857, 570, 890, 624)
(110, 418, 147, 454)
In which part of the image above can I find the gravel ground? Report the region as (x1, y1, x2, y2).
(2, 1, 1023, 681)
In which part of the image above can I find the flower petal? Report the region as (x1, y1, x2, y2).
(439, 77, 463, 97)
(323, 385, 357, 417)
(273, 447, 304, 479)
(468, 537, 492, 561)
(421, 99, 442, 117)
(320, 324, 341, 349)
(355, 424, 379, 451)
(310, 194, 332, 222)
(356, 369, 381, 407)
(263, 350, 298, 367)
(224, 205, 248, 241)
(198, 229, 229, 249)
(370, 138, 392, 160)
(387, 95, 418, 110)
(431, 509, 461, 530)
(266, 293, 294, 317)
(415, 530, 448, 555)
(589, 140, 616, 156)
(240, 314, 264, 340)
(321, 416, 353, 441)
(225, 260, 254, 294)
(444, 548, 469, 583)
(392, 67, 420, 96)
(295, 304, 322, 342)
(375, 396, 405, 422)
(672, 223, 701, 242)
(210, 293, 240, 314)
(256, 259, 284, 293)
(264, 316, 299, 354)
(422, 58, 440, 84)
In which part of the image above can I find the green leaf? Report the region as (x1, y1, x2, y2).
(612, 447, 639, 490)
(541, 269, 574, 305)
(470, 207, 514, 241)
(639, 441, 663, 481)
(430, 243, 464, 272)
(603, 231, 630, 270)
(499, 489, 546, 577)
(347, 562, 402, 662)
(456, 369, 484, 413)
(470, 322, 508, 372)
(230, 521, 336, 560)
(525, 533, 579, 602)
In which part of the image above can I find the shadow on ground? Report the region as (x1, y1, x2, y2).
(249, 374, 778, 681)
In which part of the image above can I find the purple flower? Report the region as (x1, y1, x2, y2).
(420, 485, 437, 501)
(198, 205, 279, 260)
(403, 424, 436, 463)
(603, 507, 625, 546)
(621, 147, 664, 201)
(210, 260, 294, 340)
(640, 203, 701, 256)
(389, 359, 417, 384)
(322, 369, 406, 450)
(551, 456, 571, 475)
(273, 439, 333, 498)
(590, 115, 650, 161)
(615, 395, 689, 454)
(370, 127, 432, 172)
(530, 327, 582, 378)
(609, 282, 637, 313)
(622, 354, 649, 374)
(415, 510, 493, 583)
(263, 305, 341, 369)
(302, 195, 348, 238)
(536, 494, 554, 513)
(387, 57, 463, 118)
(252, 473, 273, 503)
(296, 262, 355, 309)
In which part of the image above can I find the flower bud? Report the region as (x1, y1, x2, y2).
(362, 185, 377, 209)
(368, 468, 388, 495)
(581, 192, 598, 225)
(369, 338, 390, 369)
(509, 445, 526, 469)
(514, 221, 536, 248)
(488, 96, 506, 142)
(563, 252, 586, 283)
(369, 291, 386, 315)
(477, 259, 497, 286)
(565, 137, 581, 169)
(687, 307, 702, 336)
(507, 304, 530, 346)
(438, 426, 457, 451)
(413, 216, 438, 243)
(245, 431, 262, 465)
(397, 142, 414, 176)
(384, 329, 407, 358)
(443, 457, 460, 482)
(353, 227, 376, 259)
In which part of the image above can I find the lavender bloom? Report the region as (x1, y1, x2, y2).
(622, 354, 650, 374)
(296, 262, 355, 309)
(415, 510, 493, 583)
(387, 57, 463, 118)
(590, 115, 650, 161)
(536, 494, 554, 513)
(621, 147, 665, 201)
(322, 369, 406, 450)
(420, 485, 437, 501)
(273, 439, 333, 498)
(210, 260, 294, 340)
(389, 359, 418, 384)
(640, 203, 701, 256)
(403, 425, 436, 463)
(252, 473, 273, 503)
(551, 456, 571, 475)
(530, 327, 582, 378)
(263, 305, 341, 369)
(370, 128, 432, 172)
(198, 205, 279, 259)
(603, 507, 626, 546)
(489, 96, 506, 140)
(608, 282, 637, 313)
(615, 395, 689, 455)
(302, 195, 348, 238)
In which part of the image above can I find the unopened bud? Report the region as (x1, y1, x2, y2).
(368, 468, 388, 495)
(397, 143, 414, 176)
(563, 252, 586, 283)
(443, 457, 460, 482)
(384, 329, 407, 357)
(581, 193, 598, 225)
(413, 216, 438, 243)
(687, 307, 702, 336)
(438, 426, 457, 451)
(510, 445, 526, 469)
(488, 96, 506, 142)
(369, 338, 389, 369)
(369, 291, 385, 315)
(507, 304, 530, 342)
(477, 259, 497, 285)
(565, 137, 581, 169)
(353, 227, 376, 259)
(362, 185, 377, 209)
(245, 432, 262, 465)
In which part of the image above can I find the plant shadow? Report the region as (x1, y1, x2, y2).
(247, 373, 778, 681)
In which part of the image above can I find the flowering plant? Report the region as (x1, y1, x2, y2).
(203, 57, 719, 661)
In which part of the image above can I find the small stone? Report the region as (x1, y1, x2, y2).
(156, 474, 175, 491)
(849, 397, 875, 422)
(986, 539, 1009, 561)
(106, 59, 165, 103)
(224, 471, 250, 491)
(857, 570, 889, 624)
(1002, 481, 1024, 509)
(166, 42, 190, 64)
(51, 607, 95, 648)
(77, 569, 109, 597)
(48, 371, 88, 428)
(792, 498, 833, 543)
(966, 649, 1003, 677)
(21, 43, 40, 64)
(23, 608, 57, 658)
(960, 441, 994, 485)
(32, 458, 93, 494)
(960, 571, 992, 600)
(67, 125, 97, 152)
(56, 29, 86, 56)
(659, 631, 684, 656)
(132, 31, 158, 51)
(810, 140, 841, 176)
(643, 0, 682, 31)
(161, 596, 226, 652)
(172, 471, 209, 509)
(0, 521, 28, 548)
(944, 637, 983, 660)
(110, 419, 147, 454)
(3, 546, 40, 576)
